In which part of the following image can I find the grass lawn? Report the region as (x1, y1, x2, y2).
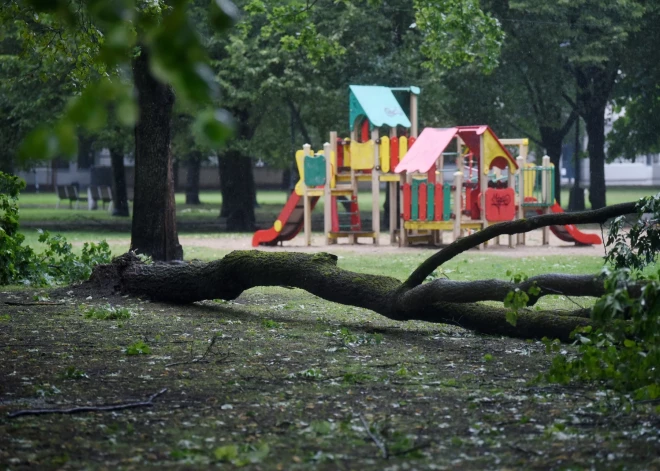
(16, 187, 658, 229)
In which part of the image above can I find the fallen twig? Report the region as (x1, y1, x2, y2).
(359, 414, 388, 459)
(8, 388, 167, 418)
(4, 301, 65, 306)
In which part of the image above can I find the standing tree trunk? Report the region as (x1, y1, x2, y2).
(185, 150, 202, 205)
(109, 145, 129, 217)
(130, 47, 183, 261)
(573, 64, 618, 210)
(219, 150, 256, 231)
(584, 110, 606, 209)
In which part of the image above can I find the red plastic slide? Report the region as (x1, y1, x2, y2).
(535, 201, 602, 245)
(252, 192, 320, 247)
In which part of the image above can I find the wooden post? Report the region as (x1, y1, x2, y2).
(371, 128, 380, 245)
(399, 174, 407, 247)
(542, 155, 551, 245)
(303, 143, 312, 246)
(410, 93, 418, 138)
(324, 138, 334, 245)
(479, 134, 487, 250)
(516, 155, 525, 245)
(453, 171, 463, 241)
(389, 127, 398, 244)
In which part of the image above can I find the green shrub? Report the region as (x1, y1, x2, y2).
(0, 171, 111, 286)
(544, 194, 660, 400)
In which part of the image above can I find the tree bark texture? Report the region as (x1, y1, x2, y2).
(88, 202, 641, 343)
(130, 48, 182, 261)
(109, 145, 129, 217)
(185, 151, 202, 205)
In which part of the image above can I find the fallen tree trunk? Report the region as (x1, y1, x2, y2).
(87, 202, 640, 342)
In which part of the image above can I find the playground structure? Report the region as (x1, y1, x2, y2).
(252, 85, 602, 248)
(252, 85, 419, 247)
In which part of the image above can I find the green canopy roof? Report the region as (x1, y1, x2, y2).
(349, 85, 412, 131)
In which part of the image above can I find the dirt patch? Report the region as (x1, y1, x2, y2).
(1, 285, 658, 470)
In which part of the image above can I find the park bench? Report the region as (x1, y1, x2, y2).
(56, 185, 78, 209)
(89, 185, 114, 211)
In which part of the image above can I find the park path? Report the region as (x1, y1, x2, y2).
(178, 228, 607, 258)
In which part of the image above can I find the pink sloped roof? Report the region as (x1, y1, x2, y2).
(394, 127, 458, 174)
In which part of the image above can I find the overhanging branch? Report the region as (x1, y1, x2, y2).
(405, 202, 638, 288)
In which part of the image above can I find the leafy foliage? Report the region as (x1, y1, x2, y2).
(545, 194, 660, 400)
(503, 270, 540, 327)
(0, 172, 111, 286)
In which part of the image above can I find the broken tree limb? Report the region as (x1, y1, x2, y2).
(85, 203, 642, 343)
(88, 251, 592, 342)
(404, 202, 638, 288)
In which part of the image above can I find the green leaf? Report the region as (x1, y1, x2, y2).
(214, 444, 239, 462)
(505, 310, 518, 327)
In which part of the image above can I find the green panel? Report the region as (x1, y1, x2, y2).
(427, 184, 434, 221)
(411, 179, 420, 220)
(443, 184, 451, 221)
(304, 155, 326, 187)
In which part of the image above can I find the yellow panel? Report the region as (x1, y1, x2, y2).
(274, 220, 283, 232)
(524, 163, 536, 198)
(379, 136, 390, 172)
(343, 141, 351, 167)
(399, 136, 408, 160)
(349, 140, 375, 170)
(483, 131, 517, 174)
(294, 149, 313, 196)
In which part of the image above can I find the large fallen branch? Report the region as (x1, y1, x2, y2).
(87, 202, 640, 342)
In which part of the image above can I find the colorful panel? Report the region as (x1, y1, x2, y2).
(443, 184, 451, 220)
(349, 140, 375, 170)
(403, 183, 411, 221)
(434, 184, 443, 221)
(411, 178, 419, 220)
(399, 136, 408, 161)
(390, 136, 399, 169)
(419, 182, 427, 221)
(304, 154, 326, 187)
(379, 136, 390, 172)
(427, 184, 434, 221)
(485, 188, 515, 222)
